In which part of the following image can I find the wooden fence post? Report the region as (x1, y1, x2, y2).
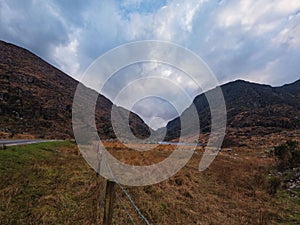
(103, 180, 116, 225)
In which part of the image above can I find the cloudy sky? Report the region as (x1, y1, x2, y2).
(1, 0, 300, 129)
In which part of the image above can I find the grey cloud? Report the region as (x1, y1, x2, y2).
(132, 97, 179, 130)
(0, 0, 70, 60)
(190, 1, 300, 85)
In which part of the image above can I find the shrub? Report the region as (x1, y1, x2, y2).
(267, 176, 281, 196)
(274, 140, 300, 171)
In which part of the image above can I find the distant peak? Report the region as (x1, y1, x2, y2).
(222, 79, 272, 88)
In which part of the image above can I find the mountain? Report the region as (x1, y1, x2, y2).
(1, 40, 299, 143)
(0, 40, 150, 139)
(164, 79, 300, 144)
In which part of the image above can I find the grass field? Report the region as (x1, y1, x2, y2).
(0, 141, 101, 224)
(0, 141, 299, 224)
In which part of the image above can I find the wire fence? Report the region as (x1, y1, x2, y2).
(115, 190, 136, 225)
(98, 153, 151, 225)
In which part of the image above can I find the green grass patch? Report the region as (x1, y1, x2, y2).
(0, 141, 101, 225)
(275, 191, 300, 224)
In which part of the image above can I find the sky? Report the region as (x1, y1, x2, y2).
(1, 0, 300, 129)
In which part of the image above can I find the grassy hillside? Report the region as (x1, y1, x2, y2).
(0, 140, 300, 224)
(0, 141, 101, 224)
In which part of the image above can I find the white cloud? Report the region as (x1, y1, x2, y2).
(120, 0, 206, 42)
(216, 0, 300, 36)
(272, 13, 300, 49)
(53, 37, 80, 77)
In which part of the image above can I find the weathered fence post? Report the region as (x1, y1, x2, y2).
(103, 180, 116, 225)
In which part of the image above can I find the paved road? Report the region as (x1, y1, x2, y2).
(0, 139, 61, 147)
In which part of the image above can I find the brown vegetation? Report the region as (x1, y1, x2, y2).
(1, 137, 300, 224)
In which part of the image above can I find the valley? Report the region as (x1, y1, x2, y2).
(0, 41, 300, 224)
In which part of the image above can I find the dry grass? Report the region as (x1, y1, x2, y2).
(0, 132, 36, 139)
(0, 139, 299, 224)
(110, 146, 278, 225)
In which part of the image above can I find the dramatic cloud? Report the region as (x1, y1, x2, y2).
(1, 0, 300, 128)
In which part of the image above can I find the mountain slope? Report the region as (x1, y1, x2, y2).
(0, 40, 150, 139)
(164, 79, 300, 142)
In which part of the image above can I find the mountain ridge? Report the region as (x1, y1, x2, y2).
(1, 40, 299, 143)
(0, 40, 150, 139)
(163, 77, 300, 142)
